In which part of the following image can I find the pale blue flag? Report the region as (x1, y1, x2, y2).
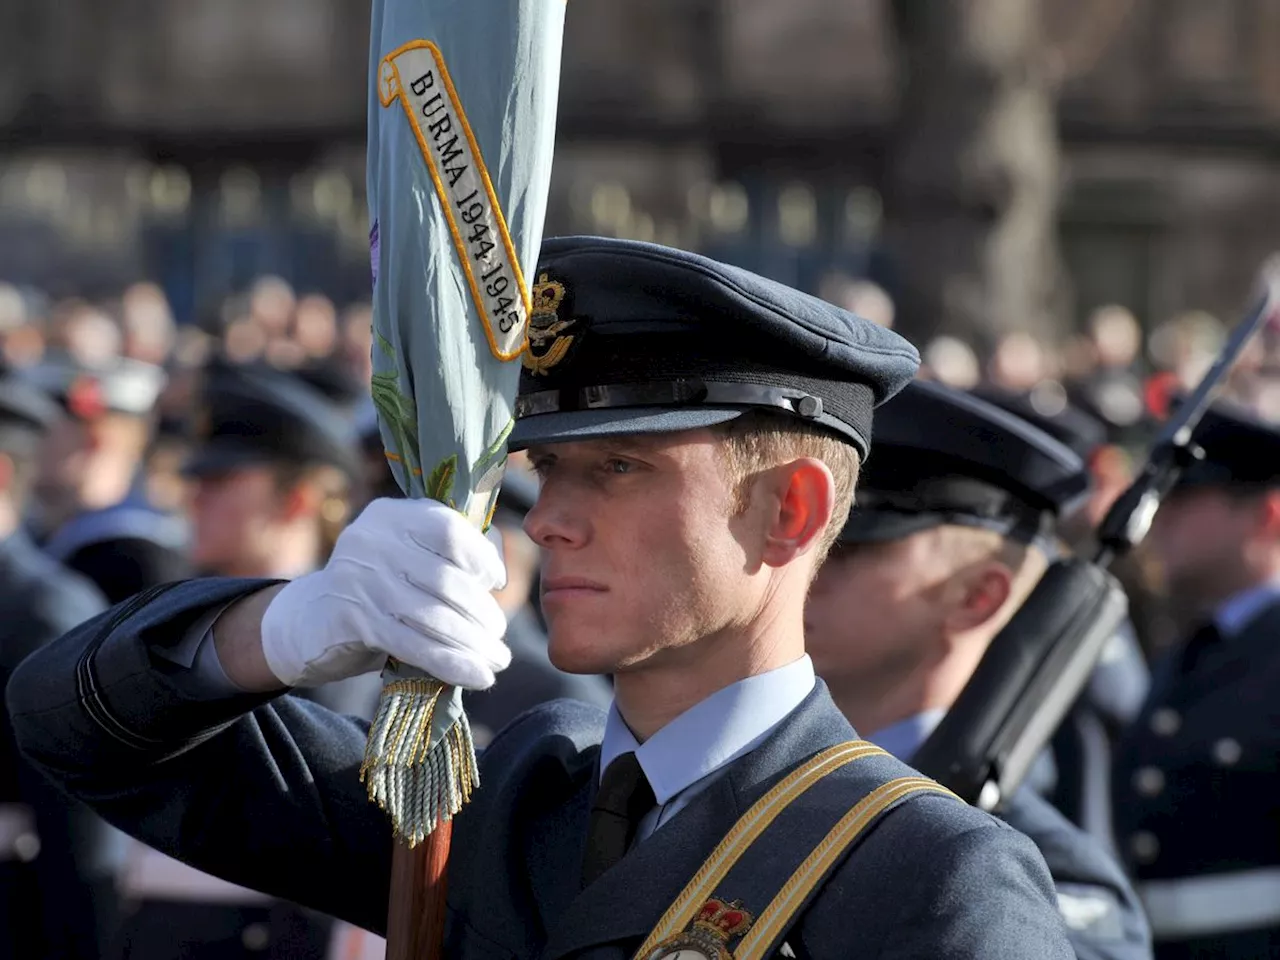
(363, 0, 564, 844)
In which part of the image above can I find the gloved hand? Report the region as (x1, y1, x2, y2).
(260, 497, 511, 689)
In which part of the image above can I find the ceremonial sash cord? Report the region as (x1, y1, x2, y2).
(634, 740, 958, 959)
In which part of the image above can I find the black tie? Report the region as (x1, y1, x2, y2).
(1178, 620, 1223, 675)
(581, 752, 655, 888)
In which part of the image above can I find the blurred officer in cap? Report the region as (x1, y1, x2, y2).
(106, 362, 364, 960)
(12, 238, 1077, 957)
(805, 379, 1152, 960)
(184, 362, 361, 583)
(0, 368, 116, 959)
(1113, 403, 1280, 958)
(974, 384, 1152, 850)
(28, 353, 191, 602)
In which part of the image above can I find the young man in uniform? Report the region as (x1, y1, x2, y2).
(1112, 404, 1280, 958)
(10, 238, 1076, 958)
(804, 379, 1152, 960)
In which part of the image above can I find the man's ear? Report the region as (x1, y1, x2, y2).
(279, 480, 322, 522)
(1256, 490, 1280, 538)
(760, 457, 835, 569)
(942, 561, 1013, 635)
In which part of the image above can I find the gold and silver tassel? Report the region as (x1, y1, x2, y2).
(361, 668, 479, 847)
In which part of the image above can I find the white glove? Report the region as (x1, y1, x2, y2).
(259, 497, 511, 690)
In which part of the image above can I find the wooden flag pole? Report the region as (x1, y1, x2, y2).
(386, 825, 452, 960)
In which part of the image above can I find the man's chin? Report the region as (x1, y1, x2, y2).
(546, 629, 616, 676)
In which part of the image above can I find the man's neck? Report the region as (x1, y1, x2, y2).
(830, 637, 985, 740)
(613, 618, 806, 743)
(79, 456, 137, 513)
(1188, 562, 1280, 621)
(220, 528, 321, 580)
(832, 673, 936, 741)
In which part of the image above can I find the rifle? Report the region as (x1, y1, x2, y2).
(911, 263, 1280, 809)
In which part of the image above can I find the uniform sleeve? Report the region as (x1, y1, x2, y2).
(6, 578, 394, 934)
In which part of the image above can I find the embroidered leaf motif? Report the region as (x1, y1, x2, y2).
(426, 454, 458, 503)
(473, 418, 514, 475)
(375, 328, 396, 358)
(371, 368, 421, 479)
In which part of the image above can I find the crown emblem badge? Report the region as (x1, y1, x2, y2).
(644, 898, 754, 960)
(521, 272, 578, 376)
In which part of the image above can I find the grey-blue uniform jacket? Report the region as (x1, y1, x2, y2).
(9, 579, 1077, 959)
(1113, 596, 1280, 959)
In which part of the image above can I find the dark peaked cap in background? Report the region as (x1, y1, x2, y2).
(841, 379, 1091, 547)
(509, 237, 921, 457)
(184, 362, 360, 481)
(1173, 401, 1280, 490)
(971, 385, 1109, 463)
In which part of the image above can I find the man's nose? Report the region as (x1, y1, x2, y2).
(523, 481, 586, 548)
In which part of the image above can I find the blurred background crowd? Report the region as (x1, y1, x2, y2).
(6, 0, 1280, 957)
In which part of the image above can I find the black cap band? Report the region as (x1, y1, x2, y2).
(853, 478, 1057, 546)
(517, 379, 825, 420)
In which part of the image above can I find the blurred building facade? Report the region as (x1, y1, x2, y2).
(3, 0, 1280, 339)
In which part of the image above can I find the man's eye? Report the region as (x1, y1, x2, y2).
(603, 458, 632, 475)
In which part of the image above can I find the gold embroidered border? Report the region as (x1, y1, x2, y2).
(379, 39, 531, 362)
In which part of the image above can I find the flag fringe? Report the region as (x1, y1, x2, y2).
(360, 677, 479, 847)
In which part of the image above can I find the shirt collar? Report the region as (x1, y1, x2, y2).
(599, 655, 816, 806)
(1214, 579, 1280, 637)
(866, 709, 948, 762)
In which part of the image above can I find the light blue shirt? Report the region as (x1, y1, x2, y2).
(599, 655, 816, 843)
(1214, 579, 1280, 637)
(865, 709, 947, 761)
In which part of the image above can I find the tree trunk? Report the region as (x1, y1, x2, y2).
(884, 0, 1065, 353)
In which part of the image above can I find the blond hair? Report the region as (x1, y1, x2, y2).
(713, 410, 861, 567)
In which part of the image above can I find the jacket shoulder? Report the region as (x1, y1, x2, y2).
(790, 755, 1074, 959)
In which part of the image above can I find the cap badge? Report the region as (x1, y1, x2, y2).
(522, 273, 577, 376)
